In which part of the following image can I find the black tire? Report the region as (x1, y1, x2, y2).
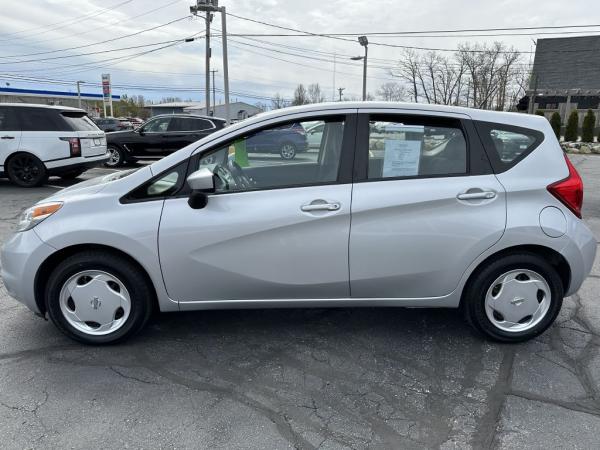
(105, 145, 124, 167)
(279, 142, 297, 160)
(6, 153, 48, 187)
(45, 251, 154, 345)
(462, 252, 564, 343)
(59, 170, 85, 180)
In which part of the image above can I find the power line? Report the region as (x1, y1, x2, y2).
(0, 16, 192, 59)
(0, 0, 134, 42)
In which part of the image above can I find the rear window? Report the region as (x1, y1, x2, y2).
(61, 112, 100, 131)
(17, 107, 71, 132)
(476, 121, 544, 172)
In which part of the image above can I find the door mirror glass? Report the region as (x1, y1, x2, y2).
(187, 168, 215, 192)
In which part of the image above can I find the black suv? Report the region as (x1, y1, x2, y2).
(105, 114, 226, 167)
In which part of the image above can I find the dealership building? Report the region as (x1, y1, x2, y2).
(0, 86, 120, 116)
(521, 35, 600, 132)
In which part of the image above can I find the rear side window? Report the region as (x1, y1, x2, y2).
(0, 107, 18, 131)
(61, 112, 99, 131)
(17, 107, 70, 132)
(367, 116, 467, 179)
(476, 121, 544, 172)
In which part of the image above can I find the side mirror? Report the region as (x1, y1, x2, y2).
(138, 128, 145, 136)
(187, 168, 215, 209)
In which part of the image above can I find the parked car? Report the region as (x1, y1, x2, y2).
(93, 117, 130, 132)
(245, 122, 308, 159)
(116, 117, 134, 130)
(305, 122, 324, 148)
(127, 117, 144, 127)
(0, 103, 108, 187)
(105, 114, 226, 167)
(1, 102, 595, 344)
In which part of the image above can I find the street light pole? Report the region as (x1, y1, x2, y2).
(205, 12, 212, 116)
(76, 81, 83, 109)
(220, 5, 230, 124)
(351, 36, 369, 101)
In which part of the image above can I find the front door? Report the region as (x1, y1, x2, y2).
(0, 106, 22, 172)
(158, 114, 355, 303)
(349, 112, 506, 299)
(133, 116, 172, 156)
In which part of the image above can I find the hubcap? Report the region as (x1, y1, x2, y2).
(107, 147, 120, 166)
(59, 270, 131, 336)
(281, 144, 295, 159)
(484, 269, 551, 333)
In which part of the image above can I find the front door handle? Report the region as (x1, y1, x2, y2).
(301, 201, 341, 212)
(1, 135, 15, 140)
(457, 191, 497, 201)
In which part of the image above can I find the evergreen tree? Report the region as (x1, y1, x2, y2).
(582, 109, 596, 143)
(550, 112, 561, 140)
(564, 110, 579, 142)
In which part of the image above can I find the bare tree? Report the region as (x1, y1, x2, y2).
(393, 49, 420, 102)
(292, 84, 310, 106)
(307, 83, 326, 103)
(271, 93, 288, 109)
(376, 82, 406, 102)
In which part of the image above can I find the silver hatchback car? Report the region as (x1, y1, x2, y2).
(1, 103, 596, 345)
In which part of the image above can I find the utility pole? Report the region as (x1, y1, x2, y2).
(205, 12, 213, 115)
(190, 1, 231, 124)
(338, 87, 345, 102)
(76, 81, 83, 109)
(332, 54, 336, 101)
(210, 69, 218, 112)
(529, 73, 539, 114)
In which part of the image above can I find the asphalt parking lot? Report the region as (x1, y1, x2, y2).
(1, 156, 599, 449)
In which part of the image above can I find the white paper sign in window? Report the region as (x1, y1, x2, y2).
(382, 125, 424, 177)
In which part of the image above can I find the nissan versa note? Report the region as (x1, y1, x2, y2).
(0, 103, 596, 345)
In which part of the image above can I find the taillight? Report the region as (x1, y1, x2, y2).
(60, 137, 81, 157)
(547, 154, 583, 218)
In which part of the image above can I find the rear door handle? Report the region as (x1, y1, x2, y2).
(457, 191, 497, 200)
(1, 136, 15, 140)
(301, 201, 341, 212)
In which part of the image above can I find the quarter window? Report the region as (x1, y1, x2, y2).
(367, 117, 467, 179)
(196, 118, 346, 193)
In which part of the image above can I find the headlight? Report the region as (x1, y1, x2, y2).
(16, 202, 63, 232)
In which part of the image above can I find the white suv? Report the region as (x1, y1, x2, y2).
(0, 103, 109, 187)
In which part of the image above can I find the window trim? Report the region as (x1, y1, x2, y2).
(177, 113, 357, 197)
(474, 120, 545, 174)
(353, 113, 478, 183)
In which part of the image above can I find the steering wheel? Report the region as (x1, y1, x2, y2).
(213, 161, 254, 191)
(227, 160, 254, 189)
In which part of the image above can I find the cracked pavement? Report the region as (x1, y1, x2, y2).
(0, 157, 599, 449)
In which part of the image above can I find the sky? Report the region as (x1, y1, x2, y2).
(1, 0, 600, 107)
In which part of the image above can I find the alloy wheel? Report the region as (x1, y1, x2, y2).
(280, 144, 296, 160)
(8, 154, 42, 186)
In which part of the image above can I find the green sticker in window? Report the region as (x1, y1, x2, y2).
(234, 139, 249, 167)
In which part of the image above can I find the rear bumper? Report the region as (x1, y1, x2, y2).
(0, 229, 55, 314)
(46, 152, 110, 175)
(561, 218, 597, 296)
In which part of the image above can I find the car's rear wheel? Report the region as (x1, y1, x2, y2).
(463, 253, 563, 342)
(279, 142, 297, 160)
(46, 251, 154, 345)
(59, 169, 85, 180)
(105, 145, 124, 167)
(6, 153, 48, 187)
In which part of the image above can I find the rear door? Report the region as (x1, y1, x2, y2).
(0, 106, 22, 172)
(349, 110, 506, 299)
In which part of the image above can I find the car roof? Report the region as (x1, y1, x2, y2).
(0, 102, 86, 113)
(151, 113, 226, 121)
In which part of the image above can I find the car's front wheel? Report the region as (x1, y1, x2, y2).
(6, 153, 48, 187)
(105, 145, 124, 167)
(46, 251, 154, 344)
(463, 253, 563, 342)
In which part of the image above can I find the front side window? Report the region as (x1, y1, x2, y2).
(367, 116, 467, 179)
(196, 118, 346, 193)
(143, 117, 171, 133)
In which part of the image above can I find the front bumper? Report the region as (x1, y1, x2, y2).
(0, 229, 55, 314)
